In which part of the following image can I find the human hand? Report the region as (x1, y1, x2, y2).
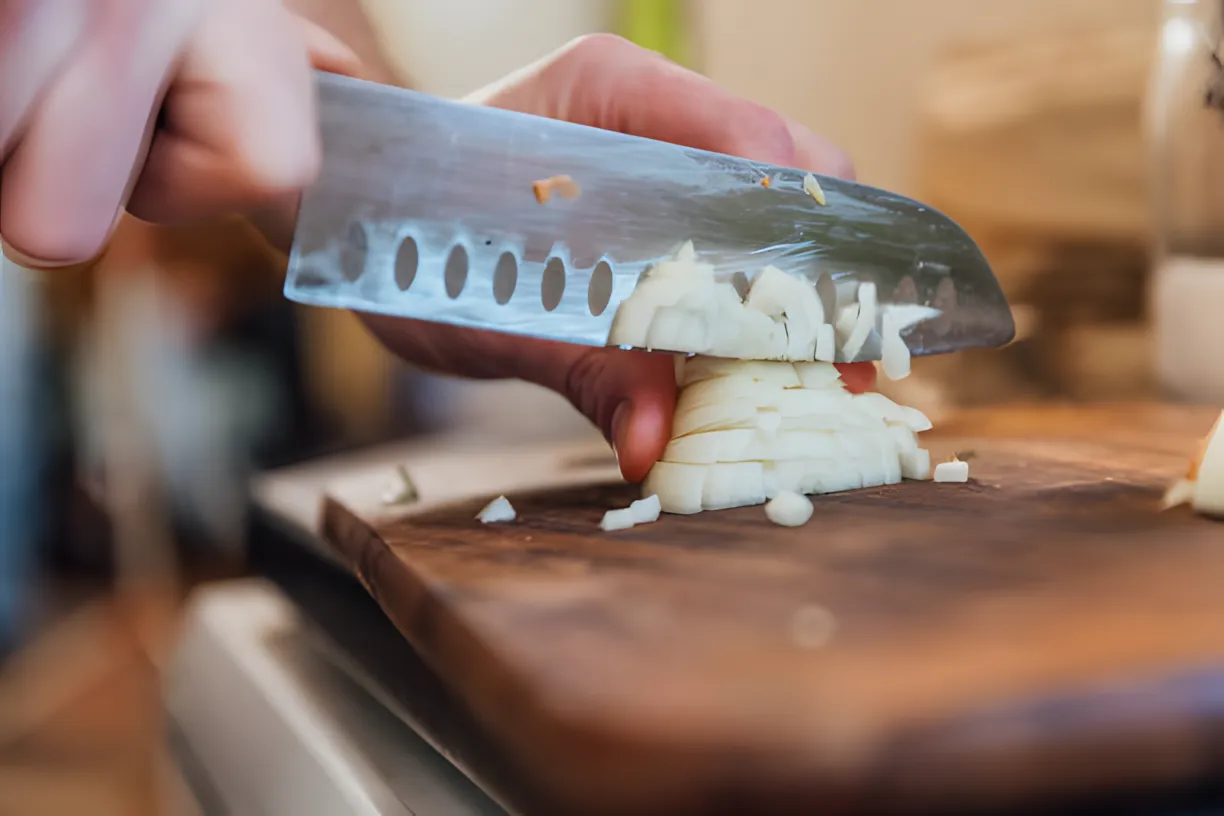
(0, 0, 360, 268)
(363, 35, 875, 482)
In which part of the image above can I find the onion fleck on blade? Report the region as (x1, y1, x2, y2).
(765, 491, 814, 527)
(802, 173, 827, 205)
(531, 174, 581, 204)
(531, 180, 552, 204)
(477, 495, 516, 523)
(1164, 410, 1224, 518)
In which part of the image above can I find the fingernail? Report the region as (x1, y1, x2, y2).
(611, 401, 632, 464)
(1, 240, 87, 271)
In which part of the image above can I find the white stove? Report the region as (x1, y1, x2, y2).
(167, 579, 509, 816)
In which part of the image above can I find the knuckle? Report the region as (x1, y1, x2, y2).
(568, 32, 639, 60)
(235, 130, 321, 199)
(733, 103, 797, 165)
(827, 151, 856, 181)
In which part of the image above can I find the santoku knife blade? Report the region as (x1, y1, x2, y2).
(284, 71, 1014, 363)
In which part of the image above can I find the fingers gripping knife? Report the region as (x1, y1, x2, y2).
(284, 72, 1014, 363)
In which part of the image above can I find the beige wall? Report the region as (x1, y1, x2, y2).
(695, 0, 1159, 195)
(358, 0, 615, 97)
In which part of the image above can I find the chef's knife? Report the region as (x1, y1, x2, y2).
(284, 71, 1014, 362)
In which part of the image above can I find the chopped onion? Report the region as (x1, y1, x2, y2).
(802, 173, 827, 205)
(765, 491, 814, 526)
(608, 242, 842, 362)
(900, 448, 932, 480)
(477, 495, 516, 523)
(600, 508, 636, 531)
(1164, 411, 1224, 517)
(631, 494, 662, 522)
(933, 460, 970, 483)
(841, 282, 877, 362)
(644, 357, 934, 514)
(814, 323, 836, 362)
(835, 302, 860, 340)
(599, 494, 665, 531)
(880, 310, 911, 381)
(1163, 478, 1195, 510)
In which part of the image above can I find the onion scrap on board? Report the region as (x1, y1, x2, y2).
(1163, 411, 1224, 518)
(477, 495, 517, 523)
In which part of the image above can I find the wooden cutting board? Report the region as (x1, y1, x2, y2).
(322, 404, 1224, 815)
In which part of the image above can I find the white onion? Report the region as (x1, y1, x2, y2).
(765, 491, 815, 526)
(599, 494, 662, 532)
(841, 282, 877, 362)
(1164, 411, 1224, 518)
(645, 358, 934, 514)
(477, 495, 516, 523)
(802, 173, 827, 205)
(880, 310, 911, 381)
(933, 460, 970, 483)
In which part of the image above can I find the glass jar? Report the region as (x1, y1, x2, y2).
(1148, 0, 1224, 402)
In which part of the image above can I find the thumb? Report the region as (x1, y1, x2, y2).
(546, 347, 677, 483)
(359, 315, 676, 483)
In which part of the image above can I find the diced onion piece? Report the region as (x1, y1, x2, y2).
(933, 460, 970, 483)
(642, 462, 706, 515)
(835, 303, 860, 339)
(842, 282, 877, 362)
(745, 266, 822, 359)
(814, 323, 836, 362)
(1163, 478, 1195, 510)
(852, 392, 932, 432)
(901, 448, 932, 480)
(531, 174, 581, 203)
(552, 175, 581, 199)
(600, 507, 637, 531)
(1166, 410, 1224, 517)
(803, 173, 827, 205)
(477, 496, 516, 523)
(703, 461, 767, 510)
(630, 494, 661, 524)
(664, 427, 848, 464)
(880, 310, 911, 381)
(1192, 412, 1224, 516)
(644, 347, 934, 513)
(793, 362, 843, 390)
(765, 491, 814, 526)
(599, 493, 661, 531)
(682, 358, 801, 388)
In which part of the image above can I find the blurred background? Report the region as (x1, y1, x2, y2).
(1, 0, 1211, 811)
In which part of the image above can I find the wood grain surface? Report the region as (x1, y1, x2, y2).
(323, 404, 1224, 815)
